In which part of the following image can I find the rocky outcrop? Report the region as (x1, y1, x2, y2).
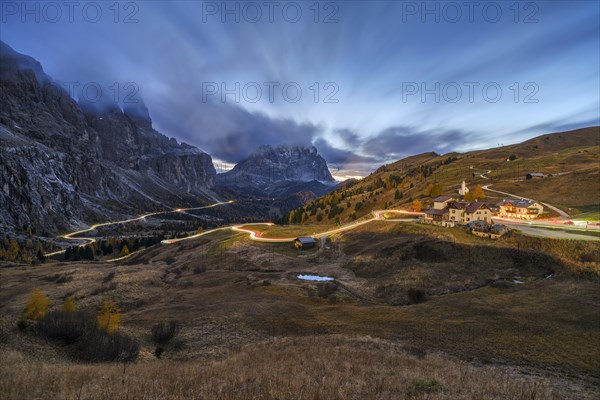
(216, 145, 336, 197)
(0, 41, 217, 234)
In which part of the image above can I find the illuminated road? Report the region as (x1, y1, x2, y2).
(482, 184, 569, 219)
(161, 209, 424, 245)
(45, 201, 234, 258)
(482, 184, 599, 239)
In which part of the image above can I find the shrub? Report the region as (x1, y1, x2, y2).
(63, 297, 77, 313)
(317, 283, 338, 299)
(151, 321, 179, 345)
(412, 378, 444, 393)
(91, 282, 117, 296)
(193, 265, 206, 274)
(407, 288, 427, 304)
(37, 310, 91, 344)
(17, 320, 28, 331)
(24, 289, 50, 320)
(103, 271, 116, 283)
(56, 275, 73, 284)
(154, 346, 165, 359)
(77, 330, 140, 362)
(165, 256, 176, 265)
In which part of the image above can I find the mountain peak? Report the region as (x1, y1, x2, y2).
(217, 144, 336, 197)
(252, 144, 318, 157)
(0, 40, 49, 84)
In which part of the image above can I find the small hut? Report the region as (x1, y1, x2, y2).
(294, 237, 317, 250)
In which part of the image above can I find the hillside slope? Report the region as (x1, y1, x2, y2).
(286, 126, 600, 224)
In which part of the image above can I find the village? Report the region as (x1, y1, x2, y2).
(421, 181, 545, 239)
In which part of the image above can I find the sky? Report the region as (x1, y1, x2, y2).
(1, 1, 599, 178)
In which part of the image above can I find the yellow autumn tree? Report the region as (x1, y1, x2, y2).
(24, 289, 50, 320)
(120, 245, 129, 256)
(430, 183, 444, 198)
(423, 183, 433, 196)
(412, 199, 423, 212)
(97, 300, 121, 333)
(464, 191, 476, 202)
(63, 296, 77, 313)
(473, 184, 485, 200)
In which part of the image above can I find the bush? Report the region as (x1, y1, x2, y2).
(35, 308, 139, 362)
(407, 288, 427, 304)
(317, 283, 338, 299)
(91, 282, 117, 296)
(151, 320, 179, 345)
(56, 275, 73, 284)
(78, 330, 140, 362)
(154, 346, 165, 359)
(412, 378, 444, 393)
(193, 265, 206, 274)
(17, 320, 28, 331)
(103, 271, 116, 283)
(37, 310, 91, 344)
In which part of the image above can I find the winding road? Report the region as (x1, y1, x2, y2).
(45, 201, 234, 257)
(482, 184, 569, 218)
(47, 205, 423, 261)
(163, 210, 423, 245)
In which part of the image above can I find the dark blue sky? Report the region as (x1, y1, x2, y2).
(1, 1, 598, 177)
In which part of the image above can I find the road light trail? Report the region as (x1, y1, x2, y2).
(162, 210, 424, 245)
(45, 201, 234, 257)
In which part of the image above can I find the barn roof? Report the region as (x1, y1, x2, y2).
(433, 196, 452, 202)
(425, 208, 449, 215)
(448, 201, 470, 210)
(295, 237, 316, 244)
(466, 202, 488, 214)
(498, 199, 537, 208)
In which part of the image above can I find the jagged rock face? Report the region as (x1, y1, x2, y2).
(216, 145, 336, 197)
(0, 41, 216, 233)
(79, 100, 215, 190)
(232, 145, 334, 183)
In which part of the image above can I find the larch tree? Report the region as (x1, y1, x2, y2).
(97, 300, 121, 333)
(412, 199, 423, 212)
(63, 296, 77, 313)
(24, 289, 50, 320)
(473, 184, 485, 200)
(430, 184, 444, 198)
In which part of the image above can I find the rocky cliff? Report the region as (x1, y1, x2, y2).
(0, 41, 217, 234)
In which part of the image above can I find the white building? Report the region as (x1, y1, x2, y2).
(458, 180, 469, 196)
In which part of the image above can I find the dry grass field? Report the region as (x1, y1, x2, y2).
(1, 221, 599, 399)
(0, 335, 591, 400)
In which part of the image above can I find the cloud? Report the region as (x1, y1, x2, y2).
(313, 137, 376, 165)
(362, 127, 472, 161)
(513, 118, 600, 137)
(152, 99, 321, 163)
